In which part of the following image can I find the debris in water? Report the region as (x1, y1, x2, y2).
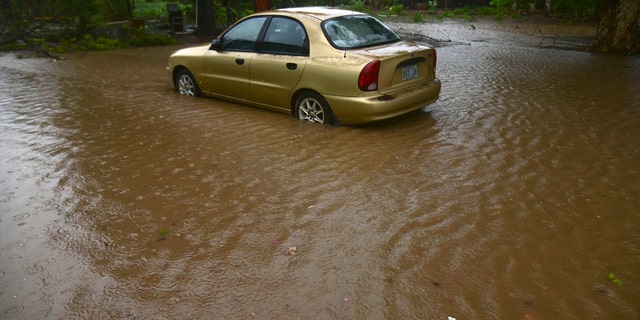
(608, 272, 623, 286)
(285, 246, 297, 256)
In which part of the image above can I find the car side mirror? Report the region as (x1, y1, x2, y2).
(210, 38, 222, 51)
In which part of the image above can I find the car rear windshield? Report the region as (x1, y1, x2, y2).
(322, 15, 401, 49)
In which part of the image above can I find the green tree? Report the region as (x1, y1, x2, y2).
(0, 0, 101, 45)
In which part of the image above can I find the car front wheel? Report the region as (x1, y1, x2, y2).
(295, 92, 333, 125)
(176, 69, 200, 97)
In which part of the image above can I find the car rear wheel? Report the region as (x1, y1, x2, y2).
(176, 69, 200, 97)
(295, 92, 333, 125)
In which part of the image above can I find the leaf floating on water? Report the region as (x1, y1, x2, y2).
(608, 272, 623, 286)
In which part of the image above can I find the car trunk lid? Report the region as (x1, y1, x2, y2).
(354, 41, 436, 95)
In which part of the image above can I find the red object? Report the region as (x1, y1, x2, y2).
(358, 60, 380, 91)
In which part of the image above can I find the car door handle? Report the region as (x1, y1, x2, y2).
(286, 63, 297, 70)
(235, 58, 245, 65)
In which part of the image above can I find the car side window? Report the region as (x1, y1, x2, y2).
(222, 17, 267, 51)
(260, 17, 308, 56)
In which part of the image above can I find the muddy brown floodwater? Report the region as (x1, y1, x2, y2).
(1, 19, 639, 319)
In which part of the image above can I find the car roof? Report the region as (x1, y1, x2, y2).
(268, 6, 366, 21)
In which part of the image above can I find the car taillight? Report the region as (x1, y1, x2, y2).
(433, 49, 437, 69)
(358, 60, 380, 91)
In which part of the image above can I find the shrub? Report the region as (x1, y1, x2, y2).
(427, 0, 438, 14)
(474, 6, 496, 16)
(389, 4, 406, 16)
(412, 12, 425, 23)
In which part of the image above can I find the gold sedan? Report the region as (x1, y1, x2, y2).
(167, 7, 441, 125)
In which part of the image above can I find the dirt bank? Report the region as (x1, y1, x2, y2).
(387, 15, 598, 51)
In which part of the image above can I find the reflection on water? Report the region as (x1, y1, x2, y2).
(1, 21, 639, 319)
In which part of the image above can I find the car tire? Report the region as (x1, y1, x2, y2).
(294, 92, 334, 125)
(175, 69, 201, 97)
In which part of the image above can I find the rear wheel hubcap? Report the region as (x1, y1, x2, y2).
(298, 98, 324, 124)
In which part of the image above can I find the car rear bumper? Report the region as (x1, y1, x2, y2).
(324, 78, 441, 125)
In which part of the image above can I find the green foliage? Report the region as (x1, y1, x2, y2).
(412, 12, 425, 23)
(102, 0, 130, 20)
(489, 0, 515, 14)
(57, 0, 103, 36)
(427, 0, 438, 14)
(462, 13, 476, 21)
(454, 6, 477, 20)
(131, 1, 194, 20)
(489, 0, 604, 19)
(432, 6, 500, 21)
(81, 34, 125, 51)
(436, 5, 496, 17)
(126, 26, 176, 46)
(343, 0, 400, 12)
(37, 36, 78, 54)
(42, 26, 177, 53)
(389, 4, 406, 16)
(132, 6, 165, 19)
(346, 0, 372, 13)
(0, 0, 102, 42)
(273, 0, 353, 6)
(442, 11, 455, 19)
(475, 6, 496, 16)
(1, 0, 178, 53)
(445, 7, 477, 21)
(554, 0, 605, 20)
(454, 6, 468, 15)
(371, 0, 398, 11)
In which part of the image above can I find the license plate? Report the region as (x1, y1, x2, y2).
(402, 64, 418, 81)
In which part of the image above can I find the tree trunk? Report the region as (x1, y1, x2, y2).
(0, 0, 15, 44)
(589, 0, 640, 53)
(196, 0, 217, 35)
(545, 0, 552, 17)
(254, 0, 271, 12)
